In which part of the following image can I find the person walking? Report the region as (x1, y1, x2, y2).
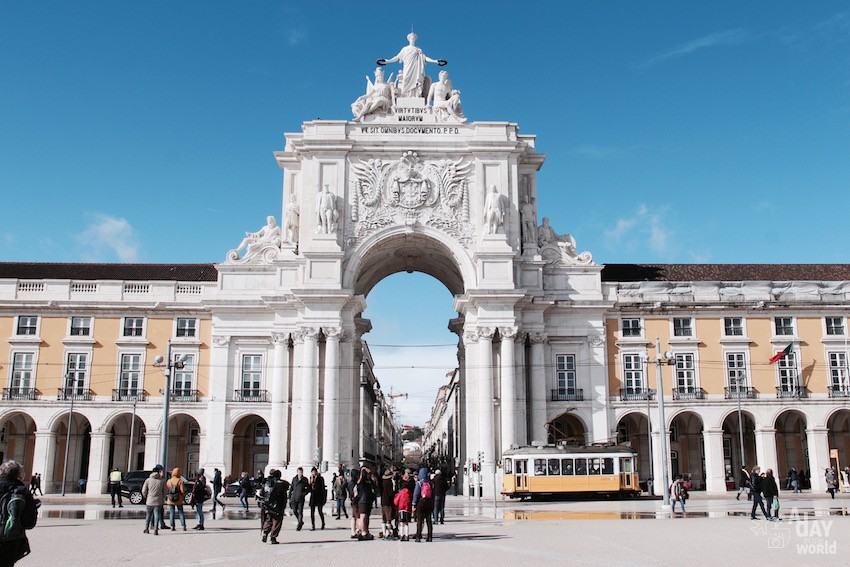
(749, 466, 771, 520)
(356, 466, 377, 540)
(238, 471, 252, 511)
(670, 475, 687, 514)
(736, 465, 751, 501)
(0, 460, 39, 566)
(288, 467, 309, 531)
(413, 467, 434, 542)
(394, 482, 413, 541)
(309, 467, 327, 530)
(141, 465, 166, 535)
(826, 467, 838, 499)
(788, 468, 800, 493)
(347, 468, 361, 539)
(762, 468, 780, 520)
(108, 468, 123, 508)
(260, 469, 290, 545)
(332, 472, 348, 519)
(165, 468, 187, 531)
(379, 468, 397, 539)
(211, 468, 226, 519)
(432, 468, 449, 525)
(192, 469, 208, 530)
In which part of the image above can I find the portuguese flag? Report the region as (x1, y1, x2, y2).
(769, 343, 794, 365)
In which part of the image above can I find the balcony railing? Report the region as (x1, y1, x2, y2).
(672, 387, 705, 400)
(171, 388, 200, 402)
(2, 387, 37, 401)
(724, 386, 757, 399)
(550, 388, 584, 401)
(57, 388, 93, 401)
(829, 385, 850, 398)
(620, 388, 654, 401)
(112, 388, 146, 401)
(234, 388, 269, 402)
(776, 387, 809, 399)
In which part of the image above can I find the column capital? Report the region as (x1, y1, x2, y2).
(324, 327, 343, 341)
(463, 330, 479, 344)
(514, 330, 528, 344)
(704, 428, 724, 435)
(89, 431, 111, 439)
(477, 326, 495, 341)
(271, 332, 290, 345)
(529, 331, 548, 345)
(212, 335, 230, 347)
(499, 326, 519, 341)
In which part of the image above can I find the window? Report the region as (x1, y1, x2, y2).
(123, 317, 144, 337)
(533, 459, 547, 475)
(621, 318, 641, 337)
(724, 317, 743, 337)
(620, 457, 633, 473)
(555, 354, 576, 392)
(574, 458, 587, 475)
(673, 317, 693, 337)
(65, 353, 88, 395)
(188, 427, 200, 445)
(547, 459, 560, 476)
(254, 423, 270, 446)
(828, 352, 848, 391)
(10, 353, 34, 390)
(726, 352, 747, 389)
(16, 316, 37, 336)
(504, 459, 512, 475)
(176, 318, 197, 338)
(119, 353, 141, 391)
(826, 317, 845, 336)
(602, 458, 614, 475)
(777, 351, 798, 392)
(588, 458, 601, 475)
(173, 354, 195, 392)
(675, 353, 696, 391)
(241, 354, 262, 391)
(70, 317, 92, 336)
(561, 458, 574, 475)
(623, 354, 644, 391)
(774, 317, 794, 336)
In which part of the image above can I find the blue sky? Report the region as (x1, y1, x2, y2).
(2, 1, 850, 423)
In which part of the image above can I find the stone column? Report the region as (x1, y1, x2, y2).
(499, 326, 518, 452)
(268, 332, 290, 471)
(143, 429, 160, 470)
(322, 328, 342, 469)
(514, 332, 528, 445)
(529, 332, 548, 443)
(204, 335, 231, 470)
(32, 431, 54, 493)
(298, 327, 320, 468)
(807, 427, 830, 492)
(755, 427, 778, 474)
(85, 431, 110, 495)
(703, 428, 726, 493)
(462, 329, 478, 496)
(477, 327, 496, 493)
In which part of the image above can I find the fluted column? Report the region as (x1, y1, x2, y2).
(204, 335, 231, 470)
(477, 327, 496, 465)
(529, 332, 548, 442)
(322, 328, 342, 468)
(298, 327, 320, 468)
(514, 332, 528, 445)
(499, 326, 519, 452)
(32, 432, 54, 492)
(268, 332, 290, 470)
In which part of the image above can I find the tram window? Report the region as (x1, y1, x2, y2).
(547, 459, 560, 476)
(534, 459, 547, 475)
(504, 459, 513, 474)
(561, 458, 574, 475)
(602, 458, 614, 475)
(575, 458, 587, 475)
(517, 460, 528, 474)
(589, 458, 601, 475)
(620, 457, 633, 473)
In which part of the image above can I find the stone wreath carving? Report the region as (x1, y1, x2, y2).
(348, 151, 473, 243)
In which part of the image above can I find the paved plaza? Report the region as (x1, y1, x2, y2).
(23, 493, 850, 567)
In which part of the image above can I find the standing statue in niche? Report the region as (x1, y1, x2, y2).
(377, 32, 447, 98)
(520, 195, 537, 245)
(483, 185, 505, 234)
(284, 193, 300, 243)
(315, 185, 339, 234)
(427, 70, 466, 122)
(351, 67, 395, 121)
(227, 216, 282, 263)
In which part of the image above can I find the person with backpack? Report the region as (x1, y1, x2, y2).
(0, 460, 39, 567)
(412, 466, 434, 542)
(355, 466, 377, 540)
(260, 469, 290, 545)
(166, 468, 187, 531)
(141, 465, 166, 535)
(192, 469, 209, 530)
(670, 475, 687, 514)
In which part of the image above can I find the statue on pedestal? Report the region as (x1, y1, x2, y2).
(351, 67, 395, 121)
(537, 217, 593, 265)
(377, 32, 446, 98)
(226, 216, 283, 263)
(427, 70, 466, 122)
(284, 193, 300, 243)
(315, 185, 339, 234)
(483, 185, 505, 234)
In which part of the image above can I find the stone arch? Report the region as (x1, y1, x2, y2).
(230, 413, 270, 478)
(774, 409, 809, 480)
(50, 411, 92, 494)
(667, 410, 705, 489)
(827, 409, 850, 470)
(165, 412, 202, 476)
(343, 225, 476, 296)
(102, 411, 148, 473)
(0, 410, 37, 479)
(545, 411, 587, 445)
(720, 409, 757, 479)
(615, 410, 651, 486)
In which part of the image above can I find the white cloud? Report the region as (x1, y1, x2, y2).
(287, 27, 306, 46)
(604, 204, 673, 256)
(75, 213, 140, 262)
(639, 28, 750, 68)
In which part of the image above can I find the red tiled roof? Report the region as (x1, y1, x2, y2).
(602, 264, 850, 282)
(0, 263, 218, 282)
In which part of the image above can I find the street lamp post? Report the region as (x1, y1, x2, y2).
(737, 373, 746, 471)
(60, 373, 74, 497)
(127, 396, 137, 471)
(646, 383, 654, 496)
(153, 341, 187, 475)
(654, 339, 674, 508)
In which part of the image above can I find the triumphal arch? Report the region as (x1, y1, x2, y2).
(214, 33, 605, 494)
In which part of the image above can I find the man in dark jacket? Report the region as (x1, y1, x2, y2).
(0, 460, 39, 567)
(260, 469, 290, 544)
(192, 469, 209, 530)
(211, 468, 226, 518)
(749, 466, 771, 521)
(762, 468, 780, 520)
(432, 469, 449, 524)
(288, 467, 310, 531)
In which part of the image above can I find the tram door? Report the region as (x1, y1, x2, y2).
(515, 459, 529, 492)
(619, 457, 636, 490)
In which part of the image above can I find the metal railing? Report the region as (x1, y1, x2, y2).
(2, 387, 37, 401)
(828, 385, 850, 398)
(672, 387, 705, 400)
(170, 388, 200, 402)
(776, 386, 808, 399)
(724, 386, 757, 399)
(234, 388, 269, 402)
(619, 388, 654, 401)
(550, 388, 584, 401)
(57, 388, 93, 401)
(112, 388, 146, 401)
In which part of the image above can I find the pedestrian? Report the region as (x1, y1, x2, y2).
(0, 460, 39, 567)
(260, 469, 289, 545)
(825, 467, 838, 499)
(749, 466, 771, 520)
(333, 472, 349, 519)
(33, 473, 42, 497)
(379, 468, 397, 539)
(413, 467, 434, 542)
(141, 465, 166, 534)
(356, 466, 376, 540)
(762, 468, 780, 520)
(736, 465, 751, 501)
(108, 468, 123, 508)
(288, 467, 309, 531)
(432, 468, 449, 525)
(28, 475, 37, 497)
(670, 475, 687, 514)
(393, 482, 412, 541)
(843, 466, 850, 493)
(211, 468, 226, 519)
(347, 468, 361, 539)
(192, 469, 208, 530)
(309, 467, 327, 530)
(238, 471, 252, 511)
(789, 468, 800, 493)
(77, 478, 86, 494)
(165, 467, 187, 531)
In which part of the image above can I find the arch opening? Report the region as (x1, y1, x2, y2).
(775, 410, 809, 484)
(668, 411, 704, 489)
(231, 414, 269, 479)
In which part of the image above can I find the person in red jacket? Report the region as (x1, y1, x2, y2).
(393, 485, 413, 541)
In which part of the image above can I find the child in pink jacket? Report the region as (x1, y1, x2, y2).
(393, 486, 413, 541)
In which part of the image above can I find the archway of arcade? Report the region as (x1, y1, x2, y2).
(231, 414, 270, 478)
(668, 411, 705, 489)
(721, 410, 757, 485)
(616, 412, 650, 489)
(775, 410, 809, 481)
(166, 413, 201, 477)
(105, 412, 147, 474)
(51, 412, 92, 494)
(828, 409, 850, 470)
(0, 411, 36, 481)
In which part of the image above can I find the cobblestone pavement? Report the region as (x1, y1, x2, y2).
(25, 493, 850, 566)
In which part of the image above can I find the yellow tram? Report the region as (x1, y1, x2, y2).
(501, 444, 641, 499)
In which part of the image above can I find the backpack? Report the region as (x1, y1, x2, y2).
(420, 480, 432, 500)
(0, 486, 37, 542)
(168, 481, 181, 502)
